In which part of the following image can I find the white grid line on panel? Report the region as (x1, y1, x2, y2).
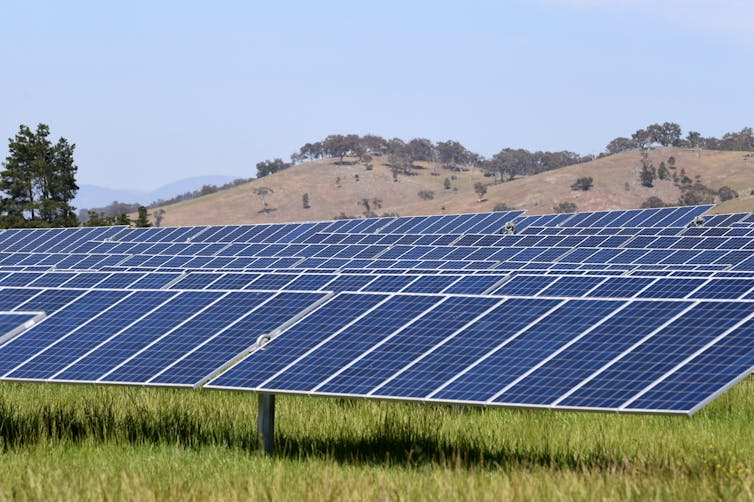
(254, 294, 396, 389)
(422, 299, 569, 399)
(549, 301, 700, 407)
(1, 290, 139, 378)
(93, 292, 231, 383)
(189, 291, 335, 388)
(308, 296, 450, 393)
(367, 297, 513, 397)
(47, 292, 184, 381)
(487, 300, 632, 404)
(618, 309, 754, 412)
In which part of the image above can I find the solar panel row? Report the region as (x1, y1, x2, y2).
(0, 203, 753, 417)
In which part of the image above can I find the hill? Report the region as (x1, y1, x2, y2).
(75, 175, 237, 209)
(146, 148, 754, 226)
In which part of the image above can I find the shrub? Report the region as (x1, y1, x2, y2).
(553, 201, 577, 213)
(641, 196, 665, 208)
(570, 176, 593, 191)
(718, 186, 739, 202)
(417, 190, 435, 201)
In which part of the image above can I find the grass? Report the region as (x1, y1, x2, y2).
(0, 381, 753, 500)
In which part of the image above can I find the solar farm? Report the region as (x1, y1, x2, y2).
(2, 204, 754, 498)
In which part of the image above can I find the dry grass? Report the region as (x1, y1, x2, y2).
(146, 148, 754, 226)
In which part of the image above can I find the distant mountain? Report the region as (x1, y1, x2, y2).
(74, 175, 237, 210)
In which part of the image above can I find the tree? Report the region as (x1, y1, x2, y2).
(659, 122, 682, 146)
(302, 193, 310, 209)
(657, 162, 669, 180)
(135, 206, 151, 227)
(1, 123, 79, 227)
(252, 186, 274, 213)
(153, 208, 166, 227)
(632, 129, 652, 150)
(718, 186, 739, 202)
(115, 213, 131, 225)
(443, 177, 451, 190)
(678, 183, 716, 206)
(473, 182, 487, 202)
(570, 177, 593, 191)
(640, 162, 656, 187)
(604, 137, 636, 155)
(406, 138, 434, 162)
(436, 140, 475, 170)
(686, 131, 705, 148)
(256, 158, 290, 177)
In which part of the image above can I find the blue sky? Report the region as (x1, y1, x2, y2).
(2, 0, 752, 190)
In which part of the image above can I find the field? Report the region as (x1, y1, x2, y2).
(1, 381, 753, 500)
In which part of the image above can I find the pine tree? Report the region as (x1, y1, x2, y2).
(116, 213, 131, 225)
(1, 123, 79, 227)
(135, 206, 151, 227)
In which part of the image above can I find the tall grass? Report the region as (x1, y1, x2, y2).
(0, 380, 753, 499)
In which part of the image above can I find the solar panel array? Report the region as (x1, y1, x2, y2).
(1, 204, 754, 415)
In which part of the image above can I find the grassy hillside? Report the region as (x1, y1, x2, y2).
(149, 148, 754, 226)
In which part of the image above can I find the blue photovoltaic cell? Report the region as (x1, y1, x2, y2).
(360, 275, 417, 292)
(208, 293, 389, 389)
(8, 291, 176, 380)
(283, 274, 336, 291)
(245, 274, 299, 290)
(491, 275, 557, 296)
(205, 273, 260, 290)
(586, 277, 655, 298)
(149, 292, 327, 385)
(626, 317, 754, 412)
(325, 275, 377, 292)
(688, 279, 754, 299)
(128, 273, 182, 289)
(493, 301, 691, 405)
(259, 294, 442, 392)
(0, 313, 36, 335)
(27, 273, 78, 288)
(0, 288, 45, 311)
(637, 278, 707, 299)
(18, 289, 85, 314)
(443, 275, 505, 294)
(314, 296, 501, 395)
(402, 275, 461, 294)
(0, 290, 117, 375)
(54, 292, 221, 383)
(168, 273, 225, 290)
(540, 276, 606, 297)
(61, 273, 111, 289)
(432, 299, 623, 402)
(371, 298, 561, 399)
(95, 273, 144, 289)
(0, 273, 44, 287)
(559, 301, 754, 409)
(57, 292, 272, 384)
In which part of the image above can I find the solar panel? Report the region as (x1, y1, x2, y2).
(4, 204, 754, 420)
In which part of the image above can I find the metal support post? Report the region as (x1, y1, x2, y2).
(257, 393, 275, 455)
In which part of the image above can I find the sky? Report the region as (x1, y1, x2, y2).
(2, 0, 753, 190)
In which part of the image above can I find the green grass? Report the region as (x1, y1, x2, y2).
(0, 381, 753, 500)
